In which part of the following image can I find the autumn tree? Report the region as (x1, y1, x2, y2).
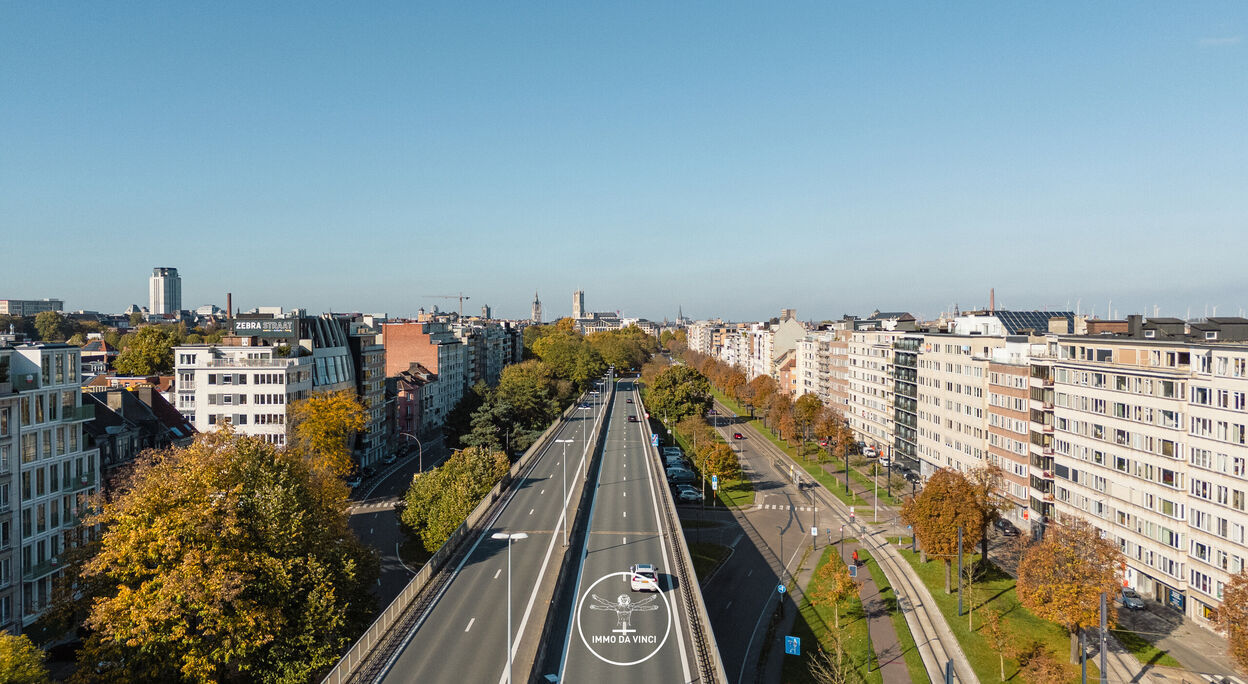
(646, 365, 712, 424)
(65, 431, 377, 683)
(1016, 518, 1123, 663)
(900, 468, 985, 593)
(1216, 570, 1248, 673)
(701, 443, 741, 483)
(979, 607, 1014, 681)
(969, 464, 1010, 560)
(793, 393, 824, 443)
(288, 390, 367, 476)
(1019, 647, 1066, 684)
(808, 635, 864, 684)
(401, 446, 510, 551)
(0, 632, 50, 684)
(34, 310, 70, 342)
(113, 325, 177, 375)
(811, 556, 859, 630)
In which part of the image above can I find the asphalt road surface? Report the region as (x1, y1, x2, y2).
(556, 381, 699, 683)
(373, 392, 607, 684)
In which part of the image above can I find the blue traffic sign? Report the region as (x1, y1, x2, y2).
(711, 475, 719, 491)
(785, 636, 801, 656)
(776, 584, 786, 594)
(651, 434, 659, 447)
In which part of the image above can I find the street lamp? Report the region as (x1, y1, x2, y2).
(555, 439, 574, 547)
(399, 432, 424, 473)
(491, 531, 528, 684)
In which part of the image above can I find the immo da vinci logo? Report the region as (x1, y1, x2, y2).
(576, 572, 672, 666)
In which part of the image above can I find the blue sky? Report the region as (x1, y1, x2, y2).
(2, 3, 1245, 322)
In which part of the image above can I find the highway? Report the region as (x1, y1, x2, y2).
(555, 381, 700, 683)
(372, 389, 607, 684)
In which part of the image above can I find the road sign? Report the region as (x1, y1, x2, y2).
(651, 434, 659, 447)
(848, 564, 857, 578)
(712, 475, 719, 491)
(811, 526, 817, 537)
(776, 584, 786, 594)
(785, 636, 801, 656)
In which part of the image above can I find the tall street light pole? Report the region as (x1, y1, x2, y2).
(555, 439, 574, 546)
(491, 532, 528, 684)
(399, 432, 424, 473)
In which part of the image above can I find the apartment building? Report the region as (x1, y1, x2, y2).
(847, 329, 902, 452)
(796, 331, 851, 412)
(914, 335, 1008, 476)
(174, 346, 314, 446)
(987, 341, 1040, 525)
(4, 343, 100, 628)
(383, 321, 466, 429)
(0, 351, 19, 633)
(0, 299, 63, 317)
(893, 335, 921, 471)
(347, 322, 387, 467)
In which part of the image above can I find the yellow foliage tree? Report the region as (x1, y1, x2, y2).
(288, 390, 367, 476)
(810, 557, 859, 630)
(65, 430, 377, 683)
(0, 632, 50, 684)
(1016, 518, 1122, 664)
(1217, 570, 1248, 674)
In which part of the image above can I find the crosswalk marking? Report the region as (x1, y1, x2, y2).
(1201, 675, 1246, 684)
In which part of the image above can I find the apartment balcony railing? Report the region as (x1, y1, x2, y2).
(64, 471, 96, 493)
(66, 405, 95, 422)
(11, 375, 39, 392)
(23, 557, 62, 581)
(204, 358, 304, 368)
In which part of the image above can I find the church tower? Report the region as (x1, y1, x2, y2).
(531, 292, 543, 323)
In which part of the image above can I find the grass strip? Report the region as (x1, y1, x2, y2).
(897, 547, 1099, 683)
(1110, 628, 1183, 669)
(687, 542, 731, 581)
(782, 543, 882, 684)
(858, 546, 930, 683)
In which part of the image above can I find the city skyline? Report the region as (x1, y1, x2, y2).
(3, 3, 1246, 320)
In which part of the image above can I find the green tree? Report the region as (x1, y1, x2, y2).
(129, 311, 143, 327)
(33, 310, 70, 341)
(401, 446, 510, 551)
(495, 360, 563, 436)
(900, 468, 985, 593)
(1217, 570, 1248, 674)
(66, 332, 86, 346)
(288, 391, 367, 476)
(1016, 518, 1123, 663)
(646, 365, 712, 424)
(701, 443, 740, 483)
(66, 431, 377, 684)
(113, 326, 177, 375)
(0, 632, 50, 684)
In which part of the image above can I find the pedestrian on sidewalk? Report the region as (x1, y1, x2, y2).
(852, 550, 859, 566)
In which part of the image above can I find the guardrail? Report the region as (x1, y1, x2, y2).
(319, 387, 609, 684)
(636, 391, 729, 684)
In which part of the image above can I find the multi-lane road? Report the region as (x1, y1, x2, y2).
(374, 390, 607, 683)
(554, 380, 699, 682)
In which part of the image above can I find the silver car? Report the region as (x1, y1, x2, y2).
(1121, 588, 1145, 610)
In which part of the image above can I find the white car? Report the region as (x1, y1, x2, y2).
(676, 485, 703, 503)
(628, 563, 660, 592)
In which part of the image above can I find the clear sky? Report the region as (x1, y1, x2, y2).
(3, 3, 1246, 322)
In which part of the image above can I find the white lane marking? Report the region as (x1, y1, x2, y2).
(541, 489, 545, 495)
(623, 492, 626, 497)
(624, 537, 628, 544)
(465, 618, 475, 632)
(493, 569, 501, 580)
(747, 569, 753, 577)
(529, 508, 534, 515)
(725, 601, 732, 610)
(623, 511, 627, 518)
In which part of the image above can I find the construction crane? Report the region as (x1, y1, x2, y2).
(422, 293, 471, 316)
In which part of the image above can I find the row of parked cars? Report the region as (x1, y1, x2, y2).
(661, 447, 704, 503)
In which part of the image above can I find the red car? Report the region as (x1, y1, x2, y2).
(733, 433, 744, 440)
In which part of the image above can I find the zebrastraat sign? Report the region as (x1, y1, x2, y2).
(232, 319, 295, 337)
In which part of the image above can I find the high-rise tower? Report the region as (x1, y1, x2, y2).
(149, 267, 182, 315)
(572, 290, 585, 319)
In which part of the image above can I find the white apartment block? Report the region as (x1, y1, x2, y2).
(796, 332, 851, 411)
(914, 335, 1007, 476)
(847, 329, 902, 451)
(1046, 336, 1248, 628)
(148, 267, 181, 315)
(3, 344, 100, 628)
(174, 346, 314, 446)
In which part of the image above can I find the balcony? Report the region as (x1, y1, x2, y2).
(23, 557, 62, 581)
(65, 471, 96, 493)
(11, 374, 39, 392)
(67, 404, 95, 422)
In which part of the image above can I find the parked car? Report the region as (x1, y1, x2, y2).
(346, 475, 363, 488)
(1120, 588, 1146, 610)
(903, 471, 921, 484)
(382, 453, 397, 465)
(666, 468, 696, 484)
(360, 466, 375, 479)
(676, 486, 703, 503)
(733, 433, 744, 440)
(993, 518, 1019, 536)
(628, 563, 660, 592)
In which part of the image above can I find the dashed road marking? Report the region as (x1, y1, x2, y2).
(529, 508, 534, 515)
(465, 618, 475, 632)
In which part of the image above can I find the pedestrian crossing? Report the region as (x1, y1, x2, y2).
(751, 504, 818, 513)
(348, 499, 399, 514)
(1200, 674, 1247, 684)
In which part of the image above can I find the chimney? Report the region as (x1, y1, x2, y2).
(227, 293, 233, 322)
(1127, 314, 1143, 338)
(989, 288, 995, 312)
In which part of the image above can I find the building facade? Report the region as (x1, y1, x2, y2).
(148, 267, 182, 315)
(0, 300, 63, 317)
(173, 345, 315, 446)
